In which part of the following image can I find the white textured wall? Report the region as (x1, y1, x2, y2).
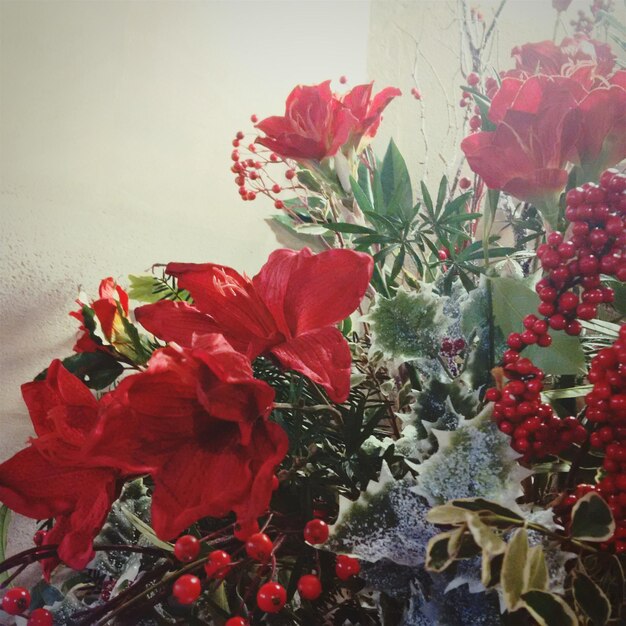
(0, 0, 370, 559)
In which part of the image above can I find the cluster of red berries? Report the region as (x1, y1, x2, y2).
(586, 325, 626, 551)
(1, 588, 52, 625)
(168, 516, 359, 619)
(488, 169, 626, 463)
(230, 122, 297, 210)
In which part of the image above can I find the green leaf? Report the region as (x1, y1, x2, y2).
(521, 590, 578, 626)
(122, 507, 174, 552)
(490, 276, 585, 376)
(572, 570, 610, 626)
(482, 551, 504, 588)
(0, 505, 11, 584)
(380, 139, 413, 218)
(436, 176, 448, 215)
(128, 274, 190, 303)
(425, 528, 465, 572)
(350, 176, 375, 214)
(296, 169, 322, 193)
(465, 515, 506, 555)
(372, 169, 386, 214)
(526, 545, 549, 591)
(449, 498, 524, 522)
(323, 221, 375, 235)
(35, 351, 124, 389)
(570, 492, 615, 542)
(427, 504, 472, 525)
(501, 527, 528, 610)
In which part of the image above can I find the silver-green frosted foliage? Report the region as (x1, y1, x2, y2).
(419, 419, 516, 504)
(329, 480, 435, 567)
(370, 290, 443, 359)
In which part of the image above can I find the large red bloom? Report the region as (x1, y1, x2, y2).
(461, 76, 581, 207)
(0, 361, 122, 578)
(93, 335, 286, 540)
(254, 81, 400, 161)
(255, 81, 357, 161)
(135, 248, 373, 403)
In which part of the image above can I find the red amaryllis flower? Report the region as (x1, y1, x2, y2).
(135, 248, 373, 403)
(93, 335, 286, 540)
(255, 81, 357, 161)
(508, 36, 615, 89)
(0, 361, 122, 578)
(340, 83, 402, 151)
(462, 76, 582, 211)
(573, 76, 626, 176)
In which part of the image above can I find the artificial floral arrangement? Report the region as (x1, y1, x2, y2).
(1, 1, 626, 625)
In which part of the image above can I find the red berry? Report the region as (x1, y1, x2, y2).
(256, 582, 287, 613)
(272, 474, 280, 491)
(274, 200, 285, 209)
(245, 532, 274, 561)
(33, 530, 47, 546)
(27, 609, 53, 626)
(204, 550, 231, 579)
(335, 554, 360, 580)
(250, 114, 258, 123)
(225, 618, 248, 626)
(298, 574, 322, 600)
(438, 249, 448, 261)
(304, 519, 329, 545)
(485, 388, 500, 402)
(172, 574, 201, 605)
(285, 169, 296, 180)
(459, 177, 471, 190)
(339, 75, 347, 84)
(467, 72, 480, 86)
(174, 534, 200, 562)
(2, 588, 31, 615)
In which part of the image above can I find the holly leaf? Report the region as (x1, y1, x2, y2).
(572, 570, 610, 626)
(521, 590, 578, 626)
(570, 492, 615, 542)
(501, 527, 528, 610)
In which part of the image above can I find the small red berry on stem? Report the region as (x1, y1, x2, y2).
(2, 587, 31, 615)
(245, 532, 274, 561)
(172, 574, 201, 605)
(174, 534, 200, 562)
(225, 618, 248, 626)
(335, 554, 360, 580)
(204, 549, 231, 578)
(303, 518, 330, 544)
(27, 608, 54, 626)
(256, 581, 287, 613)
(298, 574, 322, 600)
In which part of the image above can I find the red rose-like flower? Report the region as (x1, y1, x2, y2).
(572, 76, 626, 176)
(135, 248, 373, 403)
(70, 277, 130, 353)
(0, 361, 122, 578)
(340, 82, 402, 152)
(255, 81, 357, 161)
(509, 36, 615, 88)
(462, 76, 581, 210)
(94, 335, 286, 540)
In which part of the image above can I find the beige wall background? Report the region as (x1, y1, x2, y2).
(1, 0, 623, 564)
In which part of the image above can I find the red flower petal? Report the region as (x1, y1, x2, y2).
(135, 300, 223, 348)
(0, 446, 119, 573)
(253, 247, 373, 337)
(165, 263, 279, 350)
(270, 326, 353, 403)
